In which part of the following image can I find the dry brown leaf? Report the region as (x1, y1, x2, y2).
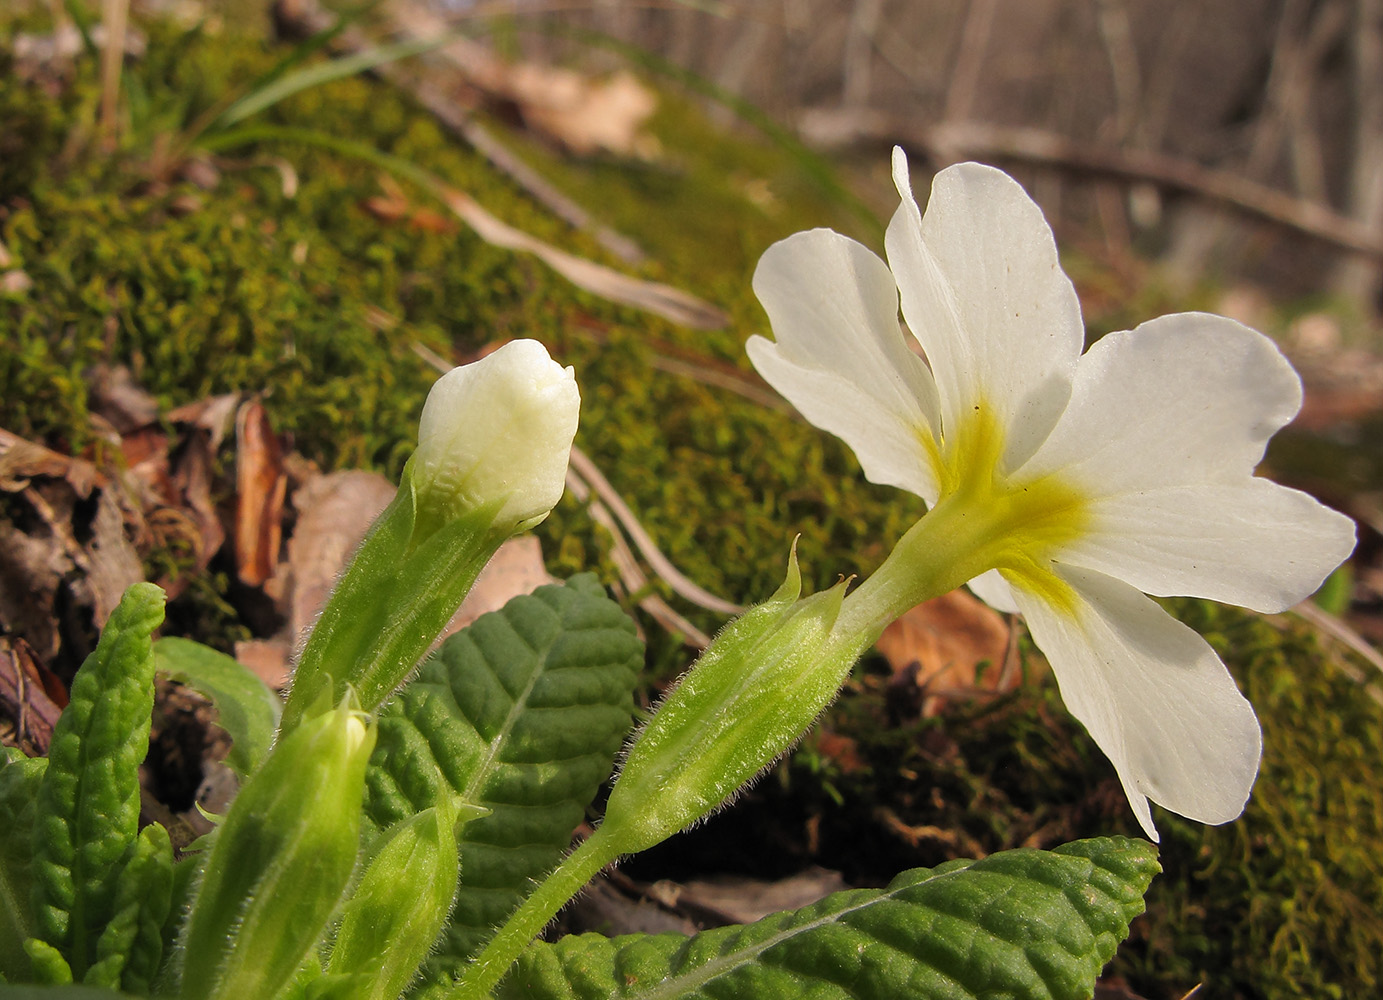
(0, 428, 102, 498)
(505, 66, 658, 158)
(389, 0, 656, 158)
(87, 364, 160, 434)
(233, 637, 295, 691)
(564, 876, 700, 938)
(234, 400, 287, 587)
(675, 868, 850, 926)
(875, 589, 1018, 717)
(436, 535, 554, 643)
(0, 635, 65, 754)
(80, 489, 145, 627)
(280, 469, 398, 642)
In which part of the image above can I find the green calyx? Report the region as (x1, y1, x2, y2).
(598, 544, 868, 857)
(179, 694, 376, 1000)
(325, 797, 487, 1000)
(282, 463, 509, 732)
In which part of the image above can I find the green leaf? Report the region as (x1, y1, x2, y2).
(153, 637, 281, 776)
(31, 583, 166, 981)
(498, 837, 1160, 1000)
(364, 574, 642, 981)
(1, 748, 48, 980)
(22, 939, 72, 986)
(83, 822, 173, 994)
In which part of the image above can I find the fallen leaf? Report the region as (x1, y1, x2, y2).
(875, 589, 1017, 717)
(79, 488, 146, 627)
(234, 400, 287, 586)
(87, 364, 160, 434)
(389, 0, 656, 158)
(437, 534, 554, 643)
(280, 469, 398, 642)
(232, 638, 294, 691)
(0, 635, 65, 754)
(506, 66, 657, 158)
(0, 428, 102, 498)
(675, 868, 850, 926)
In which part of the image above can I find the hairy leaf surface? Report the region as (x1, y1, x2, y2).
(31, 583, 165, 981)
(153, 637, 281, 776)
(1, 748, 48, 980)
(499, 838, 1160, 1000)
(364, 574, 642, 981)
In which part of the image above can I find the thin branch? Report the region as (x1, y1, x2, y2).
(564, 466, 713, 649)
(568, 446, 744, 616)
(797, 110, 1383, 259)
(943, 0, 997, 123)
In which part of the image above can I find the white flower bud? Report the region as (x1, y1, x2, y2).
(413, 339, 580, 529)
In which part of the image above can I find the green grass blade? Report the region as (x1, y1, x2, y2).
(153, 638, 281, 777)
(212, 31, 470, 129)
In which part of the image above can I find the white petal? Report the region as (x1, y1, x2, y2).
(1020, 313, 1303, 490)
(1064, 480, 1356, 612)
(966, 569, 1019, 613)
(1013, 565, 1262, 841)
(750, 227, 941, 500)
(884, 148, 1084, 472)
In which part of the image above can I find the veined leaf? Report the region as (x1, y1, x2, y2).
(498, 837, 1160, 1000)
(153, 637, 281, 776)
(364, 574, 642, 982)
(1, 748, 48, 980)
(31, 583, 166, 981)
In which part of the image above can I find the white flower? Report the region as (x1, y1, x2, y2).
(747, 147, 1356, 840)
(413, 339, 580, 530)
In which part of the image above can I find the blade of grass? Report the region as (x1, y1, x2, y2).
(212, 32, 471, 130)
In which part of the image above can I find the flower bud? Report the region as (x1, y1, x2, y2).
(413, 339, 580, 532)
(280, 341, 581, 732)
(325, 798, 486, 1000)
(180, 696, 375, 1000)
(599, 546, 870, 855)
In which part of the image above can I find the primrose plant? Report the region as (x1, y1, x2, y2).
(0, 153, 1354, 1000)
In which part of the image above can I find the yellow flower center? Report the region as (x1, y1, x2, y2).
(922, 402, 1090, 617)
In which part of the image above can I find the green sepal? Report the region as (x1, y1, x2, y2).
(178, 696, 375, 1000)
(326, 798, 485, 1000)
(31, 583, 166, 980)
(498, 837, 1161, 1000)
(363, 574, 642, 980)
(22, 939, 73, 985)
(153, 638, 282, 776)
(281, 464, 507, 731)
(82, 822, 172, 994)
(1, 748, 48, 980)
(601, 547, 865, 855)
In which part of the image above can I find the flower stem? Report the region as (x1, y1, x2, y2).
(445, 828, 621, 999)
(834, 492, 997, 641)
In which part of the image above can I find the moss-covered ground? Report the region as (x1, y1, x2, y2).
(2, 7, 1381, 998)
